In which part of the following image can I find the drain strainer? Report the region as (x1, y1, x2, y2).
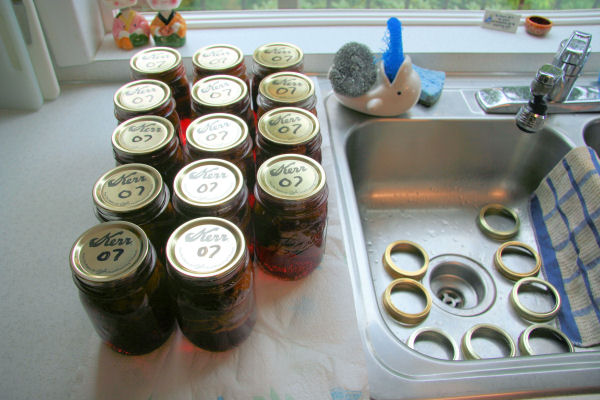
(426, 254, 496, 317)
(438, 288, 464, 309)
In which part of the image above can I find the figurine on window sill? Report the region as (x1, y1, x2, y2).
(148, 0, 186, 48)
(103, 0, 150, 50)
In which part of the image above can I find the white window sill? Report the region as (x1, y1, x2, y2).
(56, 9, 600, 82)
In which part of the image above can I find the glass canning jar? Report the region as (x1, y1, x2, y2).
(130, 47, 192, 120)
(114, 79, 181, 139)
(192, 44, 248, 86)
(185, 113, 255, 191)
(255, 107, 322, 168)
(166, 217, 256, 352)
(172, 158, 251, 245)
(69, 221, 175, 355)
(251, 42, 304, 111)
(256, 72, 316, 118)
(253, 154, 328, 280)
(191, 75, 255, 140)
(92, 163, 178, 261)
(111, 115, 184, 190)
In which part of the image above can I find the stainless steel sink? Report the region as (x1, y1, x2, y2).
(321, 78, 600, 400)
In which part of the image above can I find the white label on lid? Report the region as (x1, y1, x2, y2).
(176, 224, 237, 274)
(181, 164, 237, 203)
(191, 117, 243, 150)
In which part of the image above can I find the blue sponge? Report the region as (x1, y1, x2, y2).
(413, 64, 446, 107)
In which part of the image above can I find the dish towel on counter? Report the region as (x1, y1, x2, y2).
(530, 146, 600, 347)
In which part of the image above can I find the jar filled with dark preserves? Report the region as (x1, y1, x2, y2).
(192, 44, 248, 86)
(130, 47, 192, 120)
(92, 163, 178, 261)
(253, 154, 328, 280)
(185, 113, 255, 191)
(172, 159, 251, 245)
(111, 115, 184, 191)
(69, 221, 175, 355)
(256, 72, 317, 118)
(114, 79, 181, 140)
(251, 42, 304, 111)
(256, 107, 322, 168)
(166, 217, 256, 351)
(191, 75, 255, 139)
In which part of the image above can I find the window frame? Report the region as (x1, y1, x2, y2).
(44, 1, 600, 81)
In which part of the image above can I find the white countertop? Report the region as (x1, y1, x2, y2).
(0, 82, 368, 400)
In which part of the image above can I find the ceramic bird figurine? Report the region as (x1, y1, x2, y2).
(102, 0, 150, 50)
(328, 18, 421, 116)
(148, 0, 186, 48)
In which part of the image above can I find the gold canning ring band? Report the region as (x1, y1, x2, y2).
(477, 204, 520, 241)
(383, 278, 432, 325)
(382, 240, 429, 280)
(406, 327, 460, 360)
(518, 324, 574, 356)
(494, 241, 541, 281)
(510, 277, 561, 322)
(461, 324, 516, 360)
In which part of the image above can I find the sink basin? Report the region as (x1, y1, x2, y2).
(584, 118, 600, 157)
(323, 85, 600, 399)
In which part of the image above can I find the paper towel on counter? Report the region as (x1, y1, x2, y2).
(68, 88, 369, 400)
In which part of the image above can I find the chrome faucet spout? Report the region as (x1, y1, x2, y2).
(516, 64, 563, 133)
(475, 30, 597, 132)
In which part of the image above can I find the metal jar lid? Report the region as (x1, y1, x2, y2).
(258, 72, 314, 104)
(114, 79, 171, 112)
(191, 75, 248, 108)
(193, 44, 244, 71)
(256, 153, 326, 201)
(253, 42, 303, 69)
(112, 115, 175, 155)
(258, 107, 319, 145)
(166, 217, 246, 280)
(130, 47, 182, 75)
(70, 221, 149, 285)
(186, 113, 248, 153)
(173, 158, 244, 209)
(93, 163, 165, 216)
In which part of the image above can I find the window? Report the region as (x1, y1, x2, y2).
(134, 0, 598, 11)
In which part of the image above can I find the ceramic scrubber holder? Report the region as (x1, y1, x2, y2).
(333, 56, 421, 117)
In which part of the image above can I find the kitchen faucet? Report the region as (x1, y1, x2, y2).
(476, 31, 597, 133)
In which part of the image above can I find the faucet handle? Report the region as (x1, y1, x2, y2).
(553, 31, 592, 68)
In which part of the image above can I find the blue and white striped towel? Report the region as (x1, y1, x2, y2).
(530, 146, 600, 347)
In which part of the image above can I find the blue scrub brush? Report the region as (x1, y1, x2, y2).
(383, 16, 445, 107)
(382, 17, 404, 83)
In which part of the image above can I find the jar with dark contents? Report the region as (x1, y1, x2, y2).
(256, 72, 316, 118)
(130, 47, 192, 120)
(70, 221, 175, 355)
(192, 44, 248, 86)
(111, 115, 184, 191)
(172, 159, 251, 246)
(166, 217, 256, 351)
(251, 42, 304, 111)
(114, 79, 181, 140)
(191, 75, 255, 140)
(256, 107, 322, 168)
(185, 113, 255, 191)
(92, 163, 178, 261)
(253, 154, 328, 280)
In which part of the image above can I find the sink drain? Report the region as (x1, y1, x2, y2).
(426, 254, 496, 317)
(438, 288, 464, 309)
